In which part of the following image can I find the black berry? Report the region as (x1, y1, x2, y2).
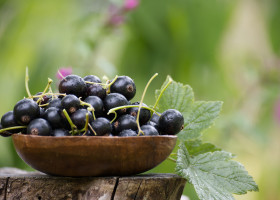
(43, 107, 64, 129)
(51, 129, 70, 137)
(113, 114, 137, 133)
(158, 109, 184, 135)
(103, 93, 128, 114)
(89, 117, 112, 136)
(140, 125, 159, 136)
(61, 94, 80, 114)
(59, 75, 87, 97)
(110, 76, 136, 101)
(119, 129, 137, 137)
(47, 98, 63, 110)
(86, 84, 106, 100)
(14, 99, 40, 125)
(71, 109, 94, 129)
(1, 111, 20, 133)
(127, 102, 151, 125)
(27, 118, 52, 136)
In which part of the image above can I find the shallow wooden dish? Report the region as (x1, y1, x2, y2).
(12, 134, 177, 177)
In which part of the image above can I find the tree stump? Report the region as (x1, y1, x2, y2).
(0, 168, 186, 200)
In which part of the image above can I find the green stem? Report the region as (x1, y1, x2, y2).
(25, 67, 32, 98)
(137, 73, 158, 136)
(108, 105, 158, 116)
(153, 76, 173, 110)
(167, 156, 177, 163)
(80, 100, 96, 120)
(62, 109, 77, 132)
(0, 126, 27, 133)
(88, 123, 97, 136)
(80, 113, 89, 135)
(36, 78, 53, 104)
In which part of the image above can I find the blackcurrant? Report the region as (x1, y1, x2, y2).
(103, 93, 128, 114)
(118, 129, 137, 137)
(59, 75, 87, 97)
(0, 124, 12, 137)
(43, 107, 64, 129)
(14, 99, 40, 125)
(84, 75, 101, 86)
(27, 118, 52, 136)
(33, 92, 51, 104)
(84, 96, 104, 117)
(71, 109, 94, 129)
(51, 129, 70, 137)
(61, 94, 80, 114)
(47, 98, 63, 110)
(113, 114, 137, 133)
(140, 125, 159, 136)
(127, 102, 151, 125)
(86, 84, 106, 100)
(1, 111, 20, 133)
(150, 113, 161, 124)
(110, 76, 136, 101)
(89, 117, 112, 136)
(158, 109, 184, 135)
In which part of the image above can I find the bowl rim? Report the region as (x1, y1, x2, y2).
(12, 134, 177, 139)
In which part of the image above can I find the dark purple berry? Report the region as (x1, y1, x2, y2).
(51, 129, 70, 137)
(61, 94, 80, 114)
(14, 99, 40, 125)
(84, 75, 101, 86)
(27, 118, 51, 136)
(89, 117, 112, 136)
(140, 125, 159, 136)
(103, 93, 128, 114)
(84, 96, 104, 117)
(110, 76, 136, 101)
(0, 124, 12, 137)
(33, 92, 51, 104)
(43, 107, 64, 129)
(71, 109, 94, 129)
(1, 111, 20, 133)
(86, 84, 107, 100)
(47, 98, 62, 110)
(158, 109, 184, 135)
(127, 102, 151, 125)
(59, 75, 87, 97)
(113, 114, 137, 133)
(119, 129, 137, 137)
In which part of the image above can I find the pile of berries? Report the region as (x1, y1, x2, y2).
(0, 74, 184, 137)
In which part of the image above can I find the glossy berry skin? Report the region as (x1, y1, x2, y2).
(47, 98, 63, 110)
(84, 96, 104, 117)
(158, 109, 184, 135)
(43, 107, 64, 129)
(27, 118, 51, 136)
(61, 94, 80, 114)
(33, 92, 51, 104)
(114, 114, 137, 133)
(51, 129, 70, 137)
(110, 76, 136, 101)
(71, 109, 94, 129)
(86, 84, 106, 100)
(119, 129, 137, 137)
(127, 102, 151, 125)
(140, 125, 159, 136)
(0, 124, 12, 137)
(14, 99, 40, 125)
(150, 113, 160, 124)
(104, 93, 128, 114)
(89, 117, 112, 136)
(59, 75, 87, 98)
(84, 75, 101, 87)
(1, 111, 20, 133)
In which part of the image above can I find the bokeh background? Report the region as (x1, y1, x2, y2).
(0, 0, 279, 199)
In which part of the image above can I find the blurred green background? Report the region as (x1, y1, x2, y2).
(0, 0, 280, 199)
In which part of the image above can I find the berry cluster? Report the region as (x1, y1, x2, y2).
(0, 73, 184, 137)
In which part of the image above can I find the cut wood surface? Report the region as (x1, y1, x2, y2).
(0, 168, 186, 200)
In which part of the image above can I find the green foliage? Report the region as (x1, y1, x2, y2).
(156, 76, 258, 199)
(155, 76, 223, 141)
(176, 143, 259, 200)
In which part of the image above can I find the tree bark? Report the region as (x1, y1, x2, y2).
(0, 168, 186, 200)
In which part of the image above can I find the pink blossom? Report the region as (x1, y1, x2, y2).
(56, 67, 72, 80)
(124, 0, 139, 11)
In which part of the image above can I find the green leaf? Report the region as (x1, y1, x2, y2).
(155, 75, 194, 117)
(176, 143, 259, 200)
(155, 76, 223, 141)
(178, 101, 223, 141)
(185, 139, 221, 156)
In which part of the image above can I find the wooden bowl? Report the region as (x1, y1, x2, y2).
(12, 134, 177, 177)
